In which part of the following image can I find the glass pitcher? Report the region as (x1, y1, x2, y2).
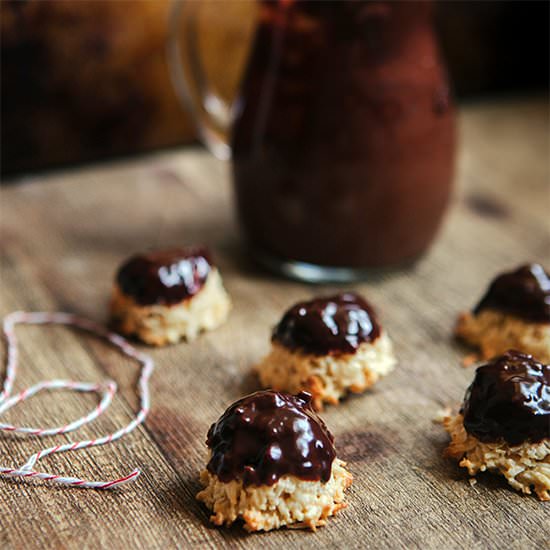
(169, 0, 456, 282)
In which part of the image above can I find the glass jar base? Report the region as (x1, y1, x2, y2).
(251, 248, 409, 283)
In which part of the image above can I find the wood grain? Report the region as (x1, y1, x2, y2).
(1, 97, 549, 549)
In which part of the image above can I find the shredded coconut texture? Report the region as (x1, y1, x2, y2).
(197, 458, 353, 532)
(110, 268, 231, 346)
(256, 333, 396, 410)
(455, 310, 550, 363)
(444, 413, 550, 501)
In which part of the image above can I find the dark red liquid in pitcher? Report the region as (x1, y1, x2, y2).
(231, 0, 455, 268)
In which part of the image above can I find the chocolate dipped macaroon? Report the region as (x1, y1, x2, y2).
(455, 263, 550, 362)
(256, 293, 397, 409)
(110, 247, 231, 346)
(444, 350, 550, 501)
(197, 390, 352, 532)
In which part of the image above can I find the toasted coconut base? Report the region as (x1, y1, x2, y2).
(443, 413, 550, 501)
(197, 459, 353, 532)
(256, 334, 396, 410)
(455, 310, 550, 363)
(110, 268, 231, 346)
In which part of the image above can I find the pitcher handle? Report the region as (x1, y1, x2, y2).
(168, 0, 233, 160)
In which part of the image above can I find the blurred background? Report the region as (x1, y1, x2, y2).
(1, 0, 548, 177)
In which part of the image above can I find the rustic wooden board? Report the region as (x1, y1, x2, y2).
(1, 98, 549, 549)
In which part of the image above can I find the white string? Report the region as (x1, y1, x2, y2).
(0, 311, 155, 489)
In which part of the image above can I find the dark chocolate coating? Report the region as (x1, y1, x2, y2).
(116, 247, 212, 306)
(461, 350, 550, 445)
(272, 292, 381, 356)
(474, 263, 550, 323)
(206, 391, 336, 486)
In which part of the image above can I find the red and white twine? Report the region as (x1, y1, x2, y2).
(0, 311, 155, 489)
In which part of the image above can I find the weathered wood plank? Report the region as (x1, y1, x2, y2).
(1, 97, 549, 549)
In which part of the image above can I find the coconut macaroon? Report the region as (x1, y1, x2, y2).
(110, 247, 231, 346)
(455, 263, 550, 363)
(444, 350, 550, 501)
(256, 293, 396, 410)
(197, 390, 353, 532)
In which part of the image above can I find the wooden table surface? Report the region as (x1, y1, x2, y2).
(1, 97, 549, 549)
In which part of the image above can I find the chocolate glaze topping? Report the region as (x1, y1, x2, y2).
(474, 263, 550, 323)
(461, 350, 550, 445)
(206, 391, 336, 486)
(116, 247, 212, 306)
(272, 293, 381, 356)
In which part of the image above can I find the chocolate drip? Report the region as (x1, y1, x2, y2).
(474, 263, 550, 323)
(272, 292, 381, 356)
(206, 391, 336, 486)
(116, 247, 212, 306)
(461, 350, 550, 445)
